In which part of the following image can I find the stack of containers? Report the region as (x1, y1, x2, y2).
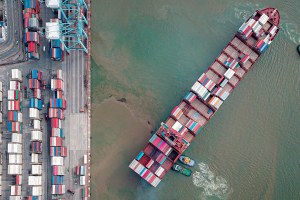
(198, 73, 216, 91)
(28, 69, 43, 200)
(50, 39, 65, 61)
(238, 53, 250, 65)
(22, 0, 40, 60)
(238, 18, 255, 39)
(48, 70, 67, 196)
(7, 69, 23, 200)
(191, 81, 210, 101)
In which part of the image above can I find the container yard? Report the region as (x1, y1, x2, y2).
(130, 8, 281, 187)
(0, 0, 91, 199)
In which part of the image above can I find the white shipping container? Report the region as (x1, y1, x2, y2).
(258, 13, 269, 25)
(31, 186, 43, 196)
(8, 165, 22, 175)
(31, 131, 43, 141)
(11, 133, 22, 144)
(9, 196, 22, 200)
(8, 90, 21, 100)
(0, 112, 2, 123)
(57, 69, 63, 79)
(0, 81, 2, 91)
(0, 91, 2, 101)
(224, 68, 235, 80)
(29, 108, 40, 119)
(0, 164, 2, 173)
(9, 154, 22, 164)
(80, 165, 87, 175)
(0, 133, 2, 144)
(10, 185, 21, 195)
(80, 176, 86, 186)
(84, 154, 87, 164)
(31, 153, 39, 164)
(0, 175, 1, 184)
(31, 165, 42, 175)
(8, 143, 22, 154)
(12, 69, 22, 82)
(33, 120, 41, 130)
(10, 81, 21, 90)
(28, 176, 42, 186)
(51, 157, 64, 166)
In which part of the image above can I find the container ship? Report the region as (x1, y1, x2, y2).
(129, 8, 280, 187)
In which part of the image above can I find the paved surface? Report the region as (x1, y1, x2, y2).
(0, 0, 25, 65)
(0, 1, 91, 199)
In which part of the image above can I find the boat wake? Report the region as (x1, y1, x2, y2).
(192, 162, 231, 200)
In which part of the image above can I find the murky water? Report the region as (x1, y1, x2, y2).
(90, 0, 300, 199)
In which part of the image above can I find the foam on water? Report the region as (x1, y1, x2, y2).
(193, 163, 231, 200)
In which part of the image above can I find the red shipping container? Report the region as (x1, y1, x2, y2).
(16, 175, 22, 185)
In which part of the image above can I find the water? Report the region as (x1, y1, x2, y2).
(90, 0, 300, 199)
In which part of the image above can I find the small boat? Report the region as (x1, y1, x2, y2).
(179, 155, 195, 167)
(297, 45, 300, 55)
(172, 164, 192, 176)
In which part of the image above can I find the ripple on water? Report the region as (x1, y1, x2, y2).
(193, 163, 231, 200)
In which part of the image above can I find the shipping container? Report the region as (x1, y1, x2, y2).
(80, 176, 85, 186)
(52, 166, 64, 175)
(11, 69, 22, 82)
(28, 176, 42, 186)
(50, 146, 67, 157)
(8, 143, 22, 154)
(31, 141, 42, 153)
(31, 153, 39, 164)
(33, 119, 41, 130)
(30, 186, 43, 196)
(50, 137, 63, 147)
(29, 108, 40, 119)
(51, 184, 65, 195)
(8, 90, 21, 100)
(33, 89, 41, 99)
(9, 196, 22, 200)
(51, 79, 64, 91)
(51, 118, 62, 128)
(8, 100, 21, 111)
(0, 81, 2, 91)
(80, 165, 86, 175)
(31, 69, 42, 80)
(15, 175, 22, 185)
(10, 185, 22, 195)
(84, 154, 87, 164)
(51, 175, 64, 185)
(7, 121, 22, 132)
(57, 69, 63, 80)
(31, 165, 42, 175)
(29, 79, 40, 89)
(9, 154, 22, 164)
(49, 98, 66, 109)
(31, 130, 42, 141)
(51, 128, 64, 137)
(10, 81, 21, 90)
(8, 111, 23, 122)
(12, 133, 22, 144)
(8, 165, 22, 175)
(51, 157, 64, 166)
(48, 108, 64, 119)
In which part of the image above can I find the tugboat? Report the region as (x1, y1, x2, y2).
(179, 155, 195, 167)
(297, 45, 300, 55)
(172, 164, 192, 177)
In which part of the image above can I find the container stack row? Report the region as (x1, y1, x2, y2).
(48, 70, 67, 197)
(7, 69, 23, 199)
(22, 0, 40, 60)
(27, 70, 44, 200)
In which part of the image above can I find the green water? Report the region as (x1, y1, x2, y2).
(90, 0, 300, 199)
